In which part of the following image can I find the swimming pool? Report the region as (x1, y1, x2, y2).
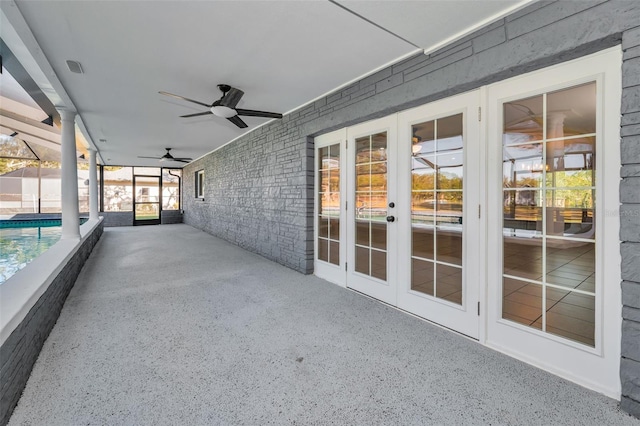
(0, 219, 86, 284)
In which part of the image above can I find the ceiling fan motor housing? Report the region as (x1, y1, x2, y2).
(219, 86, 244, 108)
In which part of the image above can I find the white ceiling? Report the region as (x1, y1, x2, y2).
(3, 0, 529, 167)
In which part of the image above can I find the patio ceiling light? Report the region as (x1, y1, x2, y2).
(210, 105, 236, 118)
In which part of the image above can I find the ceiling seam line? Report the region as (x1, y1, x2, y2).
(327, 0, 422, 50)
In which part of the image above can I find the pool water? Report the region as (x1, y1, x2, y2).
(0, 224, 62, 284)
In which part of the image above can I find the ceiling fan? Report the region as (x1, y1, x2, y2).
(159, 84, 283, 129)
(138, 148, 192, 163)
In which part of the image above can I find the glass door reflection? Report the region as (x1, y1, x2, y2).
(411, 113, 464, 304)
(133, 175, 161, 225)
(502, 82, 597, 347)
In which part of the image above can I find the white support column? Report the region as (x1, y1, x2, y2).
(88, 148, 99, 220)
(58, 108, 80, 239)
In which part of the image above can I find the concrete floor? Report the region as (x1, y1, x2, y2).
(9, 224, 639, 425)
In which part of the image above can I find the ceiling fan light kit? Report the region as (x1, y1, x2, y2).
(211, 105, 236, 118)
(159, 84, 283, 129)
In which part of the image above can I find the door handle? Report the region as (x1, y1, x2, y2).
(386, 215, 395, 222)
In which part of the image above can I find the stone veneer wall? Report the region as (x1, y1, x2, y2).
(182, 0, 640, 415)
(100, 211, 133, 227)
(0, 221, 104, 425)
(160, 210, 183, 224)
(620, 22, 640, 418)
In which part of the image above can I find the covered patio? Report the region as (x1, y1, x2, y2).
(7, 225, 637, 425)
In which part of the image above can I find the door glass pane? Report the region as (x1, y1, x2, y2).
(354, 133, 387, 280)
(503, 95, 543, 144)
(501, 81, 597, 347)
(502, 278, 542, 330)
(135, 203, 159, 220)
(546, 190, 594, 239)
(503, 143, 544, 188)
(412, 227, 434, 260)
(503, 189, 543, 237)
(435, 229, 462, 266)
(545, 137, 595, 188)
(134, 176, 160, 222)
(435, 264, 462, 304)
(135, 178, 159, 203)
(545, 242, 595, 292)
(317, 143, 340, 266)
(547, 83, 596, 137)
(546, 291, 595, 346)
(371, 222, 386, 250)
(355, 246, 369, 275)
(412, 258, 434, 295)
(503, 238, 542, 281)
(411, 114, 464, 304)
(318, 239, 328, 262)
(370, 249, 387, 281)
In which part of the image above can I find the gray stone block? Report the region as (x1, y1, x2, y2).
(404, 47, 473, 83)
(623, 124, 640, 137)
(623, 57, 640, 88)
(473, 26, 507, 53)
(622, 319, 640, 361)
(621, 177, 640, 203)
(429, 40, 472, 61)
(506, 1, 606, 40)
(622, 242, 640, 283)
(623, 281, 640, 309)
(623, 111, 640, 126)
(625, 46, 640, 61)
(622, 165, 640, 178)
(506, 1, 554, 22)
(621, 204, 640, 242)
(359, 67, 392, 91)
(623, 86, 640, 114)
(623, 25, 640, 50)
(101, 211, 133, 227)
(376, 72, 403, 93)
(392, 52, 429, 74)
(624, 306, 640, 322)
(621, 396, 640, 418)
(622, 357, 640, 402)
(622, 135, 640, 165)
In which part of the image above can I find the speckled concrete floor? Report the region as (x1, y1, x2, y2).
(8, 225, 639, 425)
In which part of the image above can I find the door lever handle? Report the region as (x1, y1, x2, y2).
(386, 215, 395, 222)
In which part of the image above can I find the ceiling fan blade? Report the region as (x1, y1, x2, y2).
(159, 91, 211, 108)
(180, 111, 213, 118)
(220, 87, 244, 109)
(235, 108, 283, 119)
(138, 156, 162, 159)
(173, 157, 193, 161)
(227, 115, 248, 128)
(175, 159, 191, 163)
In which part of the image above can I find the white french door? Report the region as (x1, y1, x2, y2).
(485, 47, 622, 398)
(340, 92, 481, 338)
(314, 46, 622, 398)
(346, 116, 398, 305)
(396, 92, 481, 339)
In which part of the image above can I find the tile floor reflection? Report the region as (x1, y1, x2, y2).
(503, 239, 595, 346)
